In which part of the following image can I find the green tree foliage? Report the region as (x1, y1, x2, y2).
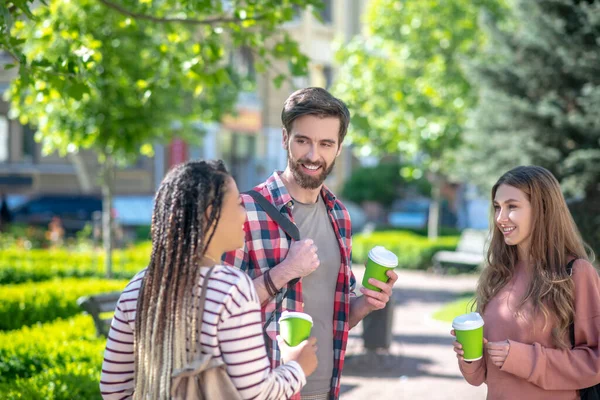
(1, 0, 320, 276)
(334, 0, 505, 173)
(460, 0, 600, 254)
(334, 0, 506, 237)
(341, 162, 431, 208)
(3, 0, 319, 159)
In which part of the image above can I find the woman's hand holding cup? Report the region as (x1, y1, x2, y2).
(277, 335, 318, 377)
(451, 329, 488, 363)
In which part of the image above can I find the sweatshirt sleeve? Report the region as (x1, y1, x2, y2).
(501, 260, 600, 390)
(458, 355, 487, 386)
(217, 273, 306, 400)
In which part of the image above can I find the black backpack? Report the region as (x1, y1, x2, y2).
(567, 259, 600, 400)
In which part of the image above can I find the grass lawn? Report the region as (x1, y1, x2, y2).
(432, 292, 477, 323)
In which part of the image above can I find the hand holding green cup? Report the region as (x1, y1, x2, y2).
(279, 311, 313, 346)
(452, 312, 485, 361)
(362, 246, 398, 291)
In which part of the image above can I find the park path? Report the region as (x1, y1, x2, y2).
(339, 267, 487, 400)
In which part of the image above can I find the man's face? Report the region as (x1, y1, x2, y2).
(283, 114, 342, 190)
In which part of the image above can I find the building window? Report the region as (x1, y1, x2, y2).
(292, 5, 303, 21)
(0, 115, 8, 163)
(323, 65, 333, 89)
(22, 125, 37, 164)
(219, 132, 257, 190)
(320, 0, 332, 24)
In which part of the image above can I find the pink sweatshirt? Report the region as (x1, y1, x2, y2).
(459, 259, 600, 399)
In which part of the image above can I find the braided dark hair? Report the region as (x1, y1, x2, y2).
(133, 159, 229, 398)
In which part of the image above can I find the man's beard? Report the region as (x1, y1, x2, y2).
(287, 151, 336, 190)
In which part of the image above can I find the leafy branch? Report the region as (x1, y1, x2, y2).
(97, 0, 267, 25)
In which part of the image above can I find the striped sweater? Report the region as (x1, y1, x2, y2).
(100, 265, 306, 399)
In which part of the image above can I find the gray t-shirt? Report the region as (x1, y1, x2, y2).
(292, 195, 341, 397)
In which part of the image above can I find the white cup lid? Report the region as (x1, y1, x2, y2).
(368, 246, 398, 268)
(279, 311, 313, 325)
(452, 312, 484, 330)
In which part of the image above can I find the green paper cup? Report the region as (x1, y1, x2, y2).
(279, 311, 313, 346)
(452, 312, 485, 362)
(362, 246, 398, 291)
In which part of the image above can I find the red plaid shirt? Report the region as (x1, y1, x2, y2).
(223, 171, 356, 400)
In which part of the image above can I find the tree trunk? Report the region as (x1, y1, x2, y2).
(102, 156, 115, 279)
(428, 176, 441, 240)
(68, 152, 93, 193)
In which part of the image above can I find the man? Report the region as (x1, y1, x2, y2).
(223, 87, 398, 400)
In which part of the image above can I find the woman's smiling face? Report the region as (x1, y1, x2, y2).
(493, 184, 533, 255)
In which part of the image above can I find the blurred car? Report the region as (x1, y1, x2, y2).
(388, 198, 430, 229)
(11, 194, 102, 233)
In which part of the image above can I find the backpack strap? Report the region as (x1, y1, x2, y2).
(567, 258, 578, 348)
(243, 190, 301, 333)
(244, 190, 300, 241)
(195, 266, 215, 355)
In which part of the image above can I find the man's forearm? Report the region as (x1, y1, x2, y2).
(349, 296, 372, 329)
(252, 260, 296, 305)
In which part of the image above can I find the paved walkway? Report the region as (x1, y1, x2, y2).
(340, 267, 487, 400)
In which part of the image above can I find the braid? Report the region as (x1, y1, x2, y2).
(133, 160, 230, 399)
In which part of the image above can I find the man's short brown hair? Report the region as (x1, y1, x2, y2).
(281, 87, 351, 144)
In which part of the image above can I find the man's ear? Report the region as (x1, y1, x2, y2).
(336, 144, 343, 158)
(281, 128, 289, 151)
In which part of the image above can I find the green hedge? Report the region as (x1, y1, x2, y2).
(0, 243, 150, 284)
(0, 315, 104, 399)
(352, 230, 459, 269)
(0, 278, 129, 331)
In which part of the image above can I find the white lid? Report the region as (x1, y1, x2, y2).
(368, 246, 398, 268)
(279, 311, 313, 325)
(452, 312, 484, 330)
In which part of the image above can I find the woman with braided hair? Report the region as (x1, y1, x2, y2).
(100, 160, 317, 399)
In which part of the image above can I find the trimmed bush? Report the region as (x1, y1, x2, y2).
(352, 230, 460, 269)
(0, 315, 105, 399)
(0, 243, 150, 284)
(0, 278, 129, 331)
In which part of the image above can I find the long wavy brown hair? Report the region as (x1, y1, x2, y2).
(476, 166, 592, 348)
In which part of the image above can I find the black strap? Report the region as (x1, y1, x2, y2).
(567, 258, 578, 348)
(244, 190, 300, 241)
(243, 190, 300, 333)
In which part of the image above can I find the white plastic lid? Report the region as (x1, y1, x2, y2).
(279, 311, 313, 325)
(368, 246, 399, 268)
(452, 312, 484, 330)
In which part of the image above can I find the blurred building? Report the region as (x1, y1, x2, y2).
(181, 0, 368, 193)
(0, 1, 368, 216)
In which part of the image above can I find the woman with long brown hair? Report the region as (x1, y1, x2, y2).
(100, 160, 317, 399)
(452, 165, 600, 399)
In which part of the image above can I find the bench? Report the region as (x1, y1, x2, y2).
(77, 292, 121, 337)
(432, 229, 488, 273)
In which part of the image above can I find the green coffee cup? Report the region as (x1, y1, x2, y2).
(279, 311, 313, 346)
(452, 312, 485, 361)
(362, 246, 398, 291)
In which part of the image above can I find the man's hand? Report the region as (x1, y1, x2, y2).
(349, 269, 399, 328)
(282, 239, 320, 280)
(359, 269, 398, 311)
